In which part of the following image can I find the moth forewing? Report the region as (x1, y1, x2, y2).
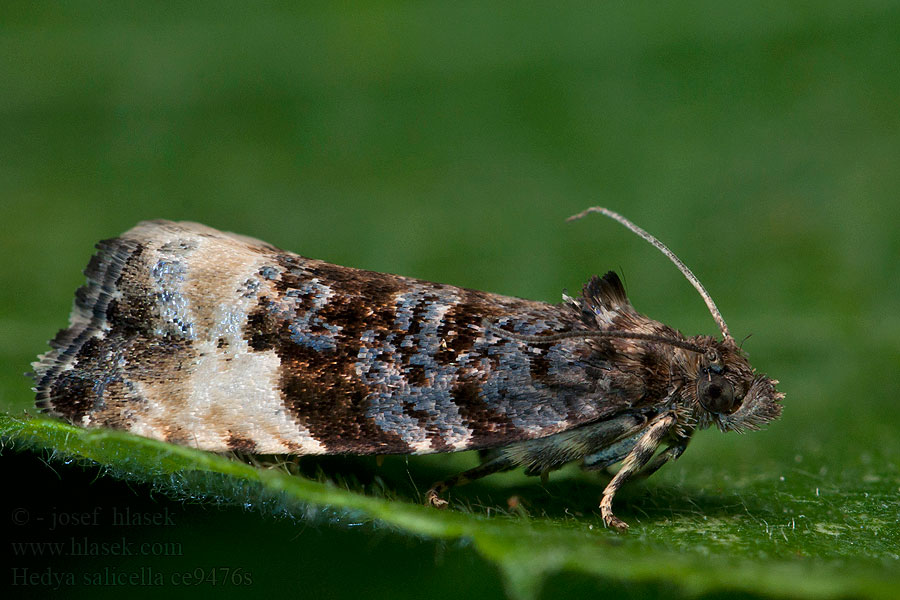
(33, 209, 782, 533)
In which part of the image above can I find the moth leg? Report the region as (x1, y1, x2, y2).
(600, 413, 677, 532)
(425, 455, 513, 509)
(581, 432, 642, 472)
(633, 438, 690, 481)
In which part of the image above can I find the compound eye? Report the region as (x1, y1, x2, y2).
(698, 373, 737, 414)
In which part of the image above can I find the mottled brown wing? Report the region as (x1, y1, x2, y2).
(33, 221, 660, 455)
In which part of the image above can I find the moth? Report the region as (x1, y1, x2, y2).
(32, 207, 782, 530)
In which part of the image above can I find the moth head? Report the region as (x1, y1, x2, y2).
(566, 207, 784, 433)
(693, 339, 783, 433)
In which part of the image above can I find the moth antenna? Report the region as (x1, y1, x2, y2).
(568, 206, 733, 342)
(483, 321, 706, 354)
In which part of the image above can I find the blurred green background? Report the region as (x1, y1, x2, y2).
(2, 2, 898, 599)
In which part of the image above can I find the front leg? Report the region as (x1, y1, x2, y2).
(600, 412, 677, 531)
(633, 430, 692, 481)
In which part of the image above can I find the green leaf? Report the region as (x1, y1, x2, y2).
(2, 414, 897, 599)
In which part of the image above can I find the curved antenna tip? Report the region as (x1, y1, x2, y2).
(569, 206, 733, 342)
